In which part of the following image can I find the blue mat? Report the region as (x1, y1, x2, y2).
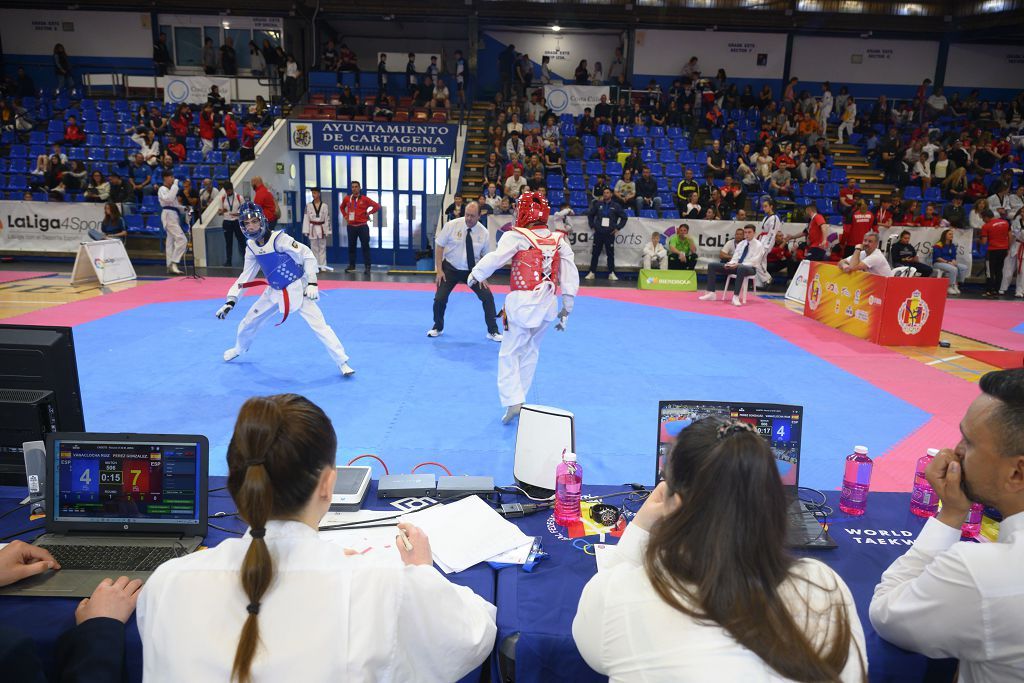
(72, 290, 928, 490)
(1014, 322, 1024, 335)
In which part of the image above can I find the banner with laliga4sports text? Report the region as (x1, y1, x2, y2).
(0, 201, 104, 253)
(160, 76, 232, 105)
(288, 121, 458, 156)
(544, 85, 610, 117)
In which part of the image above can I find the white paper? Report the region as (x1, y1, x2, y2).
(401, 495, 531, 573)
(485, 539, 535, 565)
(593, 543, 616, 572)
(318, 510, 403, 565)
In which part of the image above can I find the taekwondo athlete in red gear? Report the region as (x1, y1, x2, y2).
(467, 192, 580, 424)
(215, 201, 355, 376)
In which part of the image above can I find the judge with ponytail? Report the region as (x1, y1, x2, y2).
(137, 394, 496, 682)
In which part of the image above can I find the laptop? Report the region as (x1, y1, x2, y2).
(0, 432, 208, 597)
(656, 401, 836, 549)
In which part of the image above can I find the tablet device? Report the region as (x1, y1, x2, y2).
(331, 466, 371, 511)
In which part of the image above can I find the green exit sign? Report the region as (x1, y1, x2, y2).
(275, 162, 285, 174)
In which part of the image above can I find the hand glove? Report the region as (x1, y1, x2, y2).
(304, 284, 319, 301)
(555, 309, 569, 332)
(215, 301, 235, 319)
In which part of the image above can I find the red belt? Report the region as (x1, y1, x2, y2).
(241, 280, 290, 326)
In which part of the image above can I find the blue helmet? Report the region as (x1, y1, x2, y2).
(238, 200, 268, 240)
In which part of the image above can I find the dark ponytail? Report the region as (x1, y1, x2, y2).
(226, 394, 336, 683)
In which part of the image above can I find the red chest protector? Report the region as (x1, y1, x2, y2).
(509, 227, 562, 291)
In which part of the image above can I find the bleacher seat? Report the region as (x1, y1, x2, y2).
(830, 168, 847, 182)
(923, 187, 942, 202)
(903, 186, 922, 201)
(661, 209, 680, 219)
(9, 160, 28, 175)
(639, 209, 658, 218)
(144, 215, 165, 235)
(186, 151, 204, 164)
(141, 196, 160, 213)
(547, 190, 565, 206)
(569, 191, 589, 209)
(124, 215, 144, 233)
(585, 160, 603, 176)
(547, 175, 564, 190)
(566, 160, 584, 176)
(567, 175, 586, 191)
(606, 162, 623, 177)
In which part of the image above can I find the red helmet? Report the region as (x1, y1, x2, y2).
(515, 191, 550, 227)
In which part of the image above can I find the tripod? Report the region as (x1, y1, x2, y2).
(181, 207, 204, 281)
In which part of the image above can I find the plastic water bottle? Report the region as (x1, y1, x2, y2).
(910, 448, 940, 518)
(961, 502, 984, 538)
(839, 446, 872, 516)
(554, 450, 583, 527)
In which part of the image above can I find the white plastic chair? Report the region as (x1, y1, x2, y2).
(722, 273, 759, 303)
(890, 266, 918, 278)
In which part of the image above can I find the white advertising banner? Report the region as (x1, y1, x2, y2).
(70, 239, 136, 286)
(485, 29, 622, 82)
(0, 10, 151, 58)
(876, 225, 973, 262)
(945, 44, 1024, 90)
(633, 30, 787, 79)
(160, 76, 233, 104)
(790, 36, 938, 85)
(0, 201, 104, 253)
(544, 85, 610, 117)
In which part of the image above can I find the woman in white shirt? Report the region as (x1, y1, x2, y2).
(131, 129, 161, 166)
(573, 417, 867, 682)
(137, 394, 496, 683)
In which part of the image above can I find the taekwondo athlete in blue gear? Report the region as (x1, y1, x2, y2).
(215, 201, 355, 376)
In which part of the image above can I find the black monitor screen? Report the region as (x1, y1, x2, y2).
(657, 401, 802, 488)
(53, 438, 202, 525)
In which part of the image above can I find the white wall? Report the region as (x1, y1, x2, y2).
(0, 10, 152, 57)
(946, 43, 1024, 90)
(484, 29, 622, 82)
(790, 36, 937, 85)
(633, 30, 787, 79)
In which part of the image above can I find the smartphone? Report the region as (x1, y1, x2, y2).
(331, 466, 372, 511)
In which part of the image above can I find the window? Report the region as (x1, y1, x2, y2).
(365, 156, 379, 190)
(304, 155, 317, 187)
(174, 27, 202, 67)
(319, 155, 333, 189)
(434, 158, 449, 194)
(335, 157, 348, 189)
(226, 29, 253, 69)
(411, 158, 425, 192)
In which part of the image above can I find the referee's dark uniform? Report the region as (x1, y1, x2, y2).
(429, 212, 501, 339)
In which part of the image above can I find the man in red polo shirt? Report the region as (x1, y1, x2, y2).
(842, 199, 875, 257)
(838, 178, 860, 222)
(341, 180, 381, 274)
(914, 202, 941, 227)
(251, 176, 278, 229)
(804, 201, 828, 261)
(980, 209, 1010, 297)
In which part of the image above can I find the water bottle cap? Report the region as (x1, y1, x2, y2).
(854, 445, 868, 454)
(563, 451, 577, 462)
(926, 448, 940, 457)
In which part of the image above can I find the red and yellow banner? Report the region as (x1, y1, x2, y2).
(803, 263, 946, 347)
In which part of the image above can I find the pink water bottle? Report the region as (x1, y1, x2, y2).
(910, 448, 940, 518)
(961, 503, 984, 538)
(839, 446, 872, 516)
(554, 450, 583, 526)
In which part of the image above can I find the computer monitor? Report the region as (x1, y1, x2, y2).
(0, 325, 85, 484)
(656, 401, 803, 490)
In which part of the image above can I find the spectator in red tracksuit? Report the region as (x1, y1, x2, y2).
(240, 119, 260, 161)
(169, 105, 190, 145)
(842, 200, 876, 257)
(199, 104, 216, 157)
(981, 209, 1011, 296)
(340, 181, 381, 274)
(221, 112, 238, 151)
(62, 115, 85, 145)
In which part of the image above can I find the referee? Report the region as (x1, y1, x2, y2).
(428, 202, 503, 341)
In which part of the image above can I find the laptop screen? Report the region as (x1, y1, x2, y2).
(52, 437, 203, 526)
(656, 401, 803, 489)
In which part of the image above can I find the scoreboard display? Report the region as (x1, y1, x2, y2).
(56, 441, 199, 521)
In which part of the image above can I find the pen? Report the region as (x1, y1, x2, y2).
(397, 526, 414, 552)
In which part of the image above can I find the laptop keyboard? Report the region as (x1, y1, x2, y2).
(38, 544, 186, 572)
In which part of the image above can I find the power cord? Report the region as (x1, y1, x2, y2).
(347, 454, 389, 474)
(0, 525, 44, 542)
(411, 462, 453, 476)
(0, 500, 30, 522)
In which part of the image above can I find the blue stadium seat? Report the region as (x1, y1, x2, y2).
(124, 215, 144, 233)
(68, 148, 86, 161)
(31, 192, 47, 202)
(661, 209, 680, 219)
(566, 160, 583, 176)
(658, 150, 676, 164)
(214, 166, 230, 181)
(8, 159, 28, 174)
(569, 191, 588, 208)
(679, 151, 696, 164)
(830, 168, 847, 182)
(656, 178, 669, 192)
(207, 151, 224, 164)
(567, 175, 586, 191)
(666, 127, 683, 139)
(547, 190, 565, 206)
(615, 125, 630, 138)
(653, 137, 671, 150)
(186, 151, 204, 164)
(641, 149, 656, 162)
(650, 126, 665, 138)
(816, 169, 829, 183)
(585, 160, 603, 176)
(546, 175, 564, 190)
(824, 183, 839, 198)
(903, 186, 922, 201)
(597, 124, 612, 136)
(632, 125, 647, 137)
(144, 215, 165, 235)
(923, 187, 942, 202)
(28, 131, 46, 145)
(606, 162, 623, 177)
(29, 145, 45, 158)
(803, 183, 820, 198)
(225, 152, 241, 165)
(141, 196, 160, 213)
(819, 199, 835, 214)
(639, 209, 658, 218)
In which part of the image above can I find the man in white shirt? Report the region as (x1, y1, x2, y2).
(720, 227, 745, 262)
(642, 232, 668, 270)
(700, 224, 765, 306)
(504, 167, 528, 200)
(157, 171, 187, 275)
(428, 202, 502, 341)
(817, 82, 834, 133)
(838, 233, 892, 277)
(217, 180, 242, 267)
(870, 368, 1024, 681)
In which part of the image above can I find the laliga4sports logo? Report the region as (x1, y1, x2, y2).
(93, 257, 118, 270)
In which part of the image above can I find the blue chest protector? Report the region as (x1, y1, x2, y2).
(248, 232, 304, 290)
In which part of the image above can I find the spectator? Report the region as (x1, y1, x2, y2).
(720, 181, 745, 219)
(543, 143, 565, 177)
(482, 183, 502, 212)
(942, 196, 966, 228)
(843, 200, 876, 257)
(527, 170, 546, 193)
(752, 145, 774, 180)
(251, 176, 279, 231)
(406, 54, 419, 96)
(869, 369, 1024, 682)
(585, 187, 627, 281)
(720, 226, 745, 262)
(137, 394, 496, 682)
(932, 228, 968, 295)
(925, 86, 949, 118)
(705, 139, 727, 179)
(667, 224, 698, 270)
(218, 181, 243, 266)
(890, 230, 933, 276)
(220, 111, 239, 151)
(445, 194, 466, 221)
(338, 44, 358, 79)
(240, 118, 260, 162)
(198, 178, 216, 216)
(107, 172, 132, 205)
(249, 41, 266, 77)
(426, 55, 440, 83)
(340, 180, 380, 274)
(61, 115, 85, 146)
(377, 53, 388, 93)
(607, 46, 625, 86)
(88, 202, 128, 241)
(767, 232, 796, 281)
(803, 202, 829, 261)
(836, 99, 856, 145)
(574, 60, 589, 85)
(592, 174, 611, 204)
(899, 200, 921, 226)
(154, 33, 172, 76)
(284, 54, 302, 103)
(768, 164, 793, 199)
(131, 128, 161, 166)
(453, 49, 466, 107)
(220, 38, 237, 75)
(635, 167, 661, 215)
(83, 170, 110, 203)
(505, 130, 525, 162)
(980, 209, 1011, 296)
(262, 39, 279, 77)
(613, 169, 636, 207)
(503, 154, 524, 182)
(179, 178, 200, 225)
(53, 43, 73, 91)
(839, 233, 892, 276)
(15, 66, 36, 98)
(199, 104, 217, 157)
(515, 53, 532, 98)
(483, 153, 502, 186)
(504, 167, 528, 200)
(207, 85, 226, 113)
(539, 55, 552, 85)
(642, 232, 668, 270)
(498, 44, 516, 99)
(700, 224, 765, 305)
(915, 203, 941, 227)
(623, 146, 645, 177)
(28, 154, 49, 190)
(675, 170, 699, 213)
(202, 37, 218, 75)
(838, 178, 860, 221)
(321, 39, 339, 71)
(433, 79, 450, 110)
